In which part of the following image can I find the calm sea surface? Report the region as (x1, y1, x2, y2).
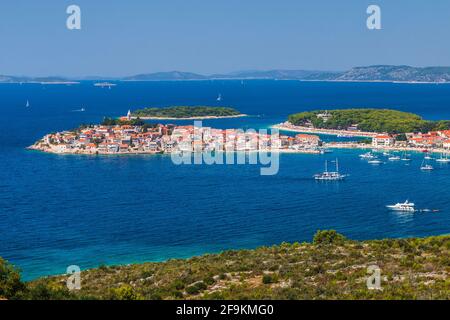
(1, 80, 450, 280)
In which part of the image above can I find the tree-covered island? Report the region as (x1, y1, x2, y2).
(131, 106, 245, 119)
(287, 109, 450, 134)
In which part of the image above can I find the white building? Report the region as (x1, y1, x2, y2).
(372, 135, 395, 147)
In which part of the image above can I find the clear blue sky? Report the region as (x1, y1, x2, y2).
(1, 0, 450, 77)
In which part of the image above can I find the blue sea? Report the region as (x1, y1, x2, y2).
(1, 80, 450, 280)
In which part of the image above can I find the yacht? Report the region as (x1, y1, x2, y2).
(359, 152, 375, 159)
(386, 200, 416, 212)
(314, 159, 348, 181)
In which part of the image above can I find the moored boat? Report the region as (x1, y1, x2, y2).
(388, 155, 401, 161)
(436, 153, 450, 163)
(421, 159, 434, 170)
(368, 158, 383, 164)
(359, 152, 375, 159)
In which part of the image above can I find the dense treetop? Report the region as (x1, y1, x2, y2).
(132, 106, 242, 118)
(288, 108, 450, 134)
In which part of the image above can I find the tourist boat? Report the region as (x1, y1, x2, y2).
(314, 159, 348, 181)
(436, 153, 450, 163)
(386, 200, 416, 212)
(388, 155, 401, 161)
(420, 159, 434, 171)
(359, 152, 375, 159)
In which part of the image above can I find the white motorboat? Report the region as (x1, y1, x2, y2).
(386, 200, 416, 212)
(368, 158, 383, 164)
(359, 152, 375, 159)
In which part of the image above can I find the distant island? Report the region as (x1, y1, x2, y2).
(121, 66, 450, 82)
(286, 109, 450, 134)
(2, 231, 448, 300)
(130, 106, 246, 120)
(4, 65, 450, 83)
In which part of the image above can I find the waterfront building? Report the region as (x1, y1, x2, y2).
(443, 140, 450, 149)
(372, 134, 395, 147)
(295, 133, 320, 146)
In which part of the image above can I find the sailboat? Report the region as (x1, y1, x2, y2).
(436, 153, 450, 163)
(25, 100, 30, 108)
(216, 93, 222, 102)
(314, 158, 348, 181)
(400, 152, 411, 161)
(420, 158, 434, 170)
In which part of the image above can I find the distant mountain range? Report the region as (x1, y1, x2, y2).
(3, 66, 450, 83)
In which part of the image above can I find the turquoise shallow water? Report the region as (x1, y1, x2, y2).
(1, 80, 450, 280)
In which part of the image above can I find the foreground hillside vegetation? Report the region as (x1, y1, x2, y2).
(132, 106, 242, 118)
(1, 231, 449, 300)
(288, 109, 450, 134)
